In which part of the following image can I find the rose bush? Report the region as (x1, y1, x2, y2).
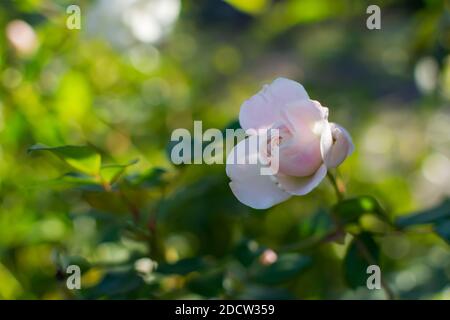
(226, 78, 354, 209)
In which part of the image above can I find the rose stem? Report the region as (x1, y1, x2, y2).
(327, 171, 396, 300)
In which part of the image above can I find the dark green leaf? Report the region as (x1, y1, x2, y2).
(396, 198, 450, 228)
(434, 219, 450, 244)
(157, 257, 208, 275)
(29, 144, 101, 176)
(234, 239, 265, 267)
(187, 269, 224, 297)
(298, 208, 334, 238)
(238, 286, 295, 300)
(343, 232, 380, 289)
(83, 270, 143, 298)
(250, 254, 311, 285)
(130, 167, 167, 189)
(333, 196, 387, 224)
(52, 251, 91, 274)
(65, 256, 91, 273)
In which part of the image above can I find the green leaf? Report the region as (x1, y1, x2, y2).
(83, 270, 143, 299)
(234, 239, 264, 267)
(396, 198, 450, 228)
(35, 172, 102, 190)
(225, 0, 269, 15)
(82, 189, 148, 215)
(250, 254, 311, 285)
(64, 256, 91, 273)
(52, 251, 91, 275)
(0, 263, 23, 299)
(222, 119, 241, 132)
(131, 167, 167, 189)
(238, 286, 294, 300)
(343, 232, 380, 289)
(263, 0, 344, 37)
(333, 196, 387, 224)
(100, 159, 139, 184)
(298, 208, 334, 239)
(59, 172, 99, 186)
(186, 269, 224, 297)
(157, 257, 208, 275)
(29, 144, 101, 176)
(434, 219, 450, 244)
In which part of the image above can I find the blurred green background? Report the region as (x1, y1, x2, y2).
(0, 0, 449, 299)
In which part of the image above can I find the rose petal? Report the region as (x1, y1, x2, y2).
(279, 100, 324, 137)
(276, 101, 326, 176)
(226, 136, 291, 209)
(239, 78, 309, 131)
(320, 120, 333, 161)
(275, 164, 328, 196)
(311, 100, 329, 120)
(324, 123, 354, 168)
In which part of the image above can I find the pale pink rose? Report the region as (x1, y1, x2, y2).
(226, 78, 354, 209)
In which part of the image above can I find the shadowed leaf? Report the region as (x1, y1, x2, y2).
(334, 196, 388, 224)
(186, 269, 224, 297)
(396, 198, 450, 228)
(234, 239, 265, 267)
(250, 254, 311, 285)
(343, 232, 379, 289)
(157, 257, 208, 275)
(434, 219, 450, 244)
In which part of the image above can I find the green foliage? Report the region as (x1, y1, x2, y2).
(435, 220, 450, 244)
(100, 159, 139, 185)
(343, 233, 380, 289)
(157, 257, 209, 276)
(28, 144, 101, 176)
(187, 269, 225, 297)
(234, 239, 265, 267)
(396, 199, 450, 228)
(296, 208, 335, 243)
(333, 196, 388, 224)
(396, 199, 450, 244)
(83, 270, 144, 299)
(225, 0, 270, 15)
(250, 254, 312, 285)
(0, 0, 449, 300)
